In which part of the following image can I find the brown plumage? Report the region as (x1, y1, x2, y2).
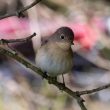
(35, 27, 74, 77)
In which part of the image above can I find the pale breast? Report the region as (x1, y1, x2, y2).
(35, 44, 73, 77)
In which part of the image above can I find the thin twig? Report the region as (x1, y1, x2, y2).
(0, 33, 36, 44)
(77, 83, 110, 96)
(0, 47, 87, 110)
(0, 0, 42, 20)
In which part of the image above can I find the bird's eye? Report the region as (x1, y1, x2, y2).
(60, 34, 65, 39)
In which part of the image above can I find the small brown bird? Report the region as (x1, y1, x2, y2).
(35, 27, 74, 77)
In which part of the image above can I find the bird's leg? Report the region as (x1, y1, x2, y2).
(62, 74, 65, 86)
(48, 75, 65, 91)
(56, 74, 65, 91)
(43, 72, 66, 90)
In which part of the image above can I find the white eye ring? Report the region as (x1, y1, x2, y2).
(60, 34, 65, 39)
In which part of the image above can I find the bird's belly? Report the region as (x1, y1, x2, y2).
(36, 51, 73, 77)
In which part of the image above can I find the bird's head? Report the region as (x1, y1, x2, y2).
(49, 27, 74, 50)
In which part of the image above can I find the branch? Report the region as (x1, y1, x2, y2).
(0, 0, 109, 110)
(0, 46, 87, 110)
(1, 36, 110, 110)
(77, 83, 110, 96)
(0, 33, 36, 44)
(0, 0, 42, 20)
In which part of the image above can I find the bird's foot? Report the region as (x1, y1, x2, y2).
(62, 74, 66, 87)
(48, 77, 57, 84)
(42, 72, 48, 79)
(58, 82, 65, 91)
(48, 76, 66, 91)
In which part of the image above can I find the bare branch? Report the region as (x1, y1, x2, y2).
(1, 33, 110, 110)
(0, 0, 42, 20)
(0, 46, 87, 110)
(0, 33, 36, 44)
(77, 83, 110, 96)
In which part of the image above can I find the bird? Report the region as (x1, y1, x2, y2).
(35, 27, 74, 78)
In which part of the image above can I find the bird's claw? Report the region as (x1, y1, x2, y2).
(58, 82, 65, 91)
(48, 77, 57, 84)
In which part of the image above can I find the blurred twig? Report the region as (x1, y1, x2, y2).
(0, 0, 42, 20)
(41, 0, 67, 13)
(0, 33, 36, 44)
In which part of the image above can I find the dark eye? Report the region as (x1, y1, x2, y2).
(60, 34, 65, 39)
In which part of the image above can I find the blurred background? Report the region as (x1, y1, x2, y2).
(0, 0, 110, 110)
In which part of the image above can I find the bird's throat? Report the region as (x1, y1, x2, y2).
(56, 42, 71, 50)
